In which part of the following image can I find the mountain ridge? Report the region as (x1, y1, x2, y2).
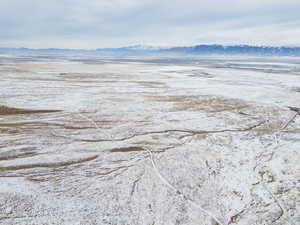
(1, 44, 300, 56)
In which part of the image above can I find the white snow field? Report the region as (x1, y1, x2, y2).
(0, 55, 299, 225)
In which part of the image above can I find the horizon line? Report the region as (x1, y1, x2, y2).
(1, 44, 300, 51)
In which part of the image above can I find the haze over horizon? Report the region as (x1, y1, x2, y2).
(1, 0, 300, 49)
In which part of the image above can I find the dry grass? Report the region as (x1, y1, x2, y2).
(0, 151, 37, 161)
(59, 72, 116, 79)
(0, 155, 98, 171)
(146, 95, 248, 112)
(241, 106, 296, 135)
(0, 105, 61, 115)
(109, 146, 144, 153)
(134, 81, 166, 88)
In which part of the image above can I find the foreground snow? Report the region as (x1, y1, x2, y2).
(0, 55, 299, 225)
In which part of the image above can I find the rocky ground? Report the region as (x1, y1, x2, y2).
(0, 55, 299, 225)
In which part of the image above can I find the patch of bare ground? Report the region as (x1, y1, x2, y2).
(0, 155, 98, 171)
(134, 81, 166, 88)
(53, 120, 265, 143)
(13, 77, 65, 82)
(0, 105, 61, 116)
(145, 95, 248, 112)
(240, 105, 298, 135)
(15, 63, 55, 71)
(0, 151, 37, 161)
(59, 72, 117, 79)
(109, 146, 144, 153)
(0, 121, 92, 130)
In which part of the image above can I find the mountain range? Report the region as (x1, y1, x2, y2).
(1, 44, 300, 56)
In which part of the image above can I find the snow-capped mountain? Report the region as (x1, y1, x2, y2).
(1, 44, 300, 56)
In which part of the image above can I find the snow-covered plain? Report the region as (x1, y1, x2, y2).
(0, 55, 299, 225)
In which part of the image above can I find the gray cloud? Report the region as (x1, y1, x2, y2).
(1, 0, 300, 48)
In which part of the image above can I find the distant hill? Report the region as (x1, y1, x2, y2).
(163, 45, 300, 56)
(1, 45, 300, 56)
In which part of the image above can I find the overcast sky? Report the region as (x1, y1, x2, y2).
(1, 0, 300, 48)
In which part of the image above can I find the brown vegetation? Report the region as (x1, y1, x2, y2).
(0, 105, 61, 115)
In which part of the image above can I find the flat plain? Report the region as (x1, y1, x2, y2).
(0, 54, 299, 225)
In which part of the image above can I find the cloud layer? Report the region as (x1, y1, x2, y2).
(1, 0, 300, 48)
